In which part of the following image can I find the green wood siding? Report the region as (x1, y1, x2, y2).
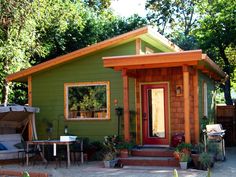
(198, 71, 216, 122)
(32, 41, 136, 141)
(141, 40, 162, 53)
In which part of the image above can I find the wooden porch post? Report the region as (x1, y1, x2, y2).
(193, 69, 200, 143)
(122, 69, 130, 142)
(183, 66, 191, 143)
(28, 76, 33, 140)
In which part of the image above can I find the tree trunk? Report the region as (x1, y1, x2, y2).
(1, 79, 9, 106)
(219, 47, 233, 105)
(1, 59, 9, 106)
(222, 77, 233, 105)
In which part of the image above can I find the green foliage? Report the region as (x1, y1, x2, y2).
(22, 171, 30, 177)
(173, 169, 178, 177)
(191, 143, 205, 154)
(200, 116, 210, 142)
(199, 152, 211, 169)
(176, 142, 192, 152)
(103, 135, 118, 153)
(116, 141, 135, 150)
(180, 153, 190, 162)
(207, 141, 219, 155)
(0, 0, 85, 104)
(1, 0, 147, 103)
(79, 88, 103, 111)
(207, 168, 211, 177)
(102, 135, 119, 160)
(146, 0, 198, 36)
(194, 0, 236, 105)
(146, 0, 236, 104)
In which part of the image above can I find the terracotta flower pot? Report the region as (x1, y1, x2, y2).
(191, 154, 200, 169)
(119, 149, 129, 158)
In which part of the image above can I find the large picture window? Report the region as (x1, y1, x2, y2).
(64, 81, 110, 120)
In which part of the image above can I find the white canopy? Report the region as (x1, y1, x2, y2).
(0, 104, 40, 140)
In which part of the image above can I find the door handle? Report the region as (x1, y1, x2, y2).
(143, 113, 147, 120)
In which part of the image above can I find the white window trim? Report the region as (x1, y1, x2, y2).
(203, 82, 208, 117)
(64, 81, 110, 120)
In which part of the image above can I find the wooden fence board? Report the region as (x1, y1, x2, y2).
(216, 103, 236, 146)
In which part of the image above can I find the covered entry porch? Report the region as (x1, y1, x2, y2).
(103, 50, 225, 146)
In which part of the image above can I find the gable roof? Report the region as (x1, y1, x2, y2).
(7, 26, 182, 82)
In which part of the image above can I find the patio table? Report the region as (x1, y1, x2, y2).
(26, 139, 83, 167)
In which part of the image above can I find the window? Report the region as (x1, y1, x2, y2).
(145, 47, 154, 54)
(203, 82, 208, 117)
(64, 81, 110, 120)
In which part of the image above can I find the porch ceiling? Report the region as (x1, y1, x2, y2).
(103, 50, 226, 81)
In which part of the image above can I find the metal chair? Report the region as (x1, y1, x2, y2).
(70, 139, 84, 165)
(18, 141, 42, 165)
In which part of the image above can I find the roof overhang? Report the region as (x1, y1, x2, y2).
(6, 26, 182, 83)
(103, 50, 226, 81)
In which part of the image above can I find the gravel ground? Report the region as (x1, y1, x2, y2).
(1, 147, 235, 177)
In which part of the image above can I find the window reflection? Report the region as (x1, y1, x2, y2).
(65, 82, 109, 119)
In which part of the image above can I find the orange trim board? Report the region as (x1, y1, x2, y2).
(103, 50, 226, 79)
(103, 50, 202, 68)
(7, 26, 181, 82)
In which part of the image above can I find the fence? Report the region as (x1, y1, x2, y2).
(216, 103, 236, 146)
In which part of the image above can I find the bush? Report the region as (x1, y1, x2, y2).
(199, 152, 211, 170)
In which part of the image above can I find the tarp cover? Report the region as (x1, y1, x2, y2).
(0, 104, 39, 134)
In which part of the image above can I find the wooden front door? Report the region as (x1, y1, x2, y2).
(142, 83, 169, 145)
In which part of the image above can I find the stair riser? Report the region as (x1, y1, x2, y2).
(131, 150, 174, 157)
(119, 159, 179, 167)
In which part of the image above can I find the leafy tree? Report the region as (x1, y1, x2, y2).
(83, 0, 112, 11)
(0, 0, 84, 105)
(146, 0, 236, 104)
(145, 0, 200, 50)
(0, 0, 35, 105)
(195, 0, 236, 105)
(1, 0, 147, 104)
(145, 0, 198, 35)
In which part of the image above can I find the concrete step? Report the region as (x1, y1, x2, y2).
(131, 148, 175, 157)
(118, 156, 179, 167)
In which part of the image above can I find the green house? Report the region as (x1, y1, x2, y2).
(7, 26, 226, 146)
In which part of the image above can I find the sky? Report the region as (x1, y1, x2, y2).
(110, 0, 147, 17)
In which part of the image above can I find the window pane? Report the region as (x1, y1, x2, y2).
(67, 83, 108, 119)
(148, 88, 165, 138)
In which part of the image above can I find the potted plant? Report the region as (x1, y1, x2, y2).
(199, 152, 212, 170)
(173, 142, 192, 160)
(176, 142, 192, 154)
(102, 135, 118, 168)
(179, 153, 190, 170)
(79, 90, 102, 118)
(116, 141, 135, 158)
(191, 143, 204, 169)
(103, 152, 117, 168)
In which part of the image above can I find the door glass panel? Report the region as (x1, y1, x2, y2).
(148, 88, 165, 138)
